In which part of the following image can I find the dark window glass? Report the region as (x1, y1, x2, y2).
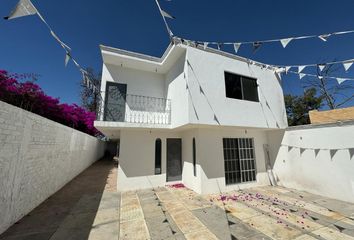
(224, 72, 242, 99)
(224, 72, 259, 102)
(242, 77, 259, 101)
(155, 139, 162, 175)
(193, 138, 196, 177)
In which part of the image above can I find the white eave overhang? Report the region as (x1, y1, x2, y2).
(100, 38, 279, 74)
(100, 43, 186, 74)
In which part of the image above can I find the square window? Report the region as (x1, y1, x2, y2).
(224, 72, 259, 102)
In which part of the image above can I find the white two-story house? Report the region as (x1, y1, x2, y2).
(94, 39, 288, 194)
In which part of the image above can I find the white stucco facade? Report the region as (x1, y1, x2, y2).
(94, 41, 288, 194)
(268, 122, 354, 203)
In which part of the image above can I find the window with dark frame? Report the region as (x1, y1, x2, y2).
(222, 138, 256, 185)
(155, 139, 162, 175)
(193, 138, 196, 177)
(224, 72, 259, 102)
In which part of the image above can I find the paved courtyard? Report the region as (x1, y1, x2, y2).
(2, 160, 354, 240)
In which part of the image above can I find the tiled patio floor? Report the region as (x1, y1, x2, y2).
(122, 185, 354, 240)
(2, 159, 354, 240)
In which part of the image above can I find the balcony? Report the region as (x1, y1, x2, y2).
(98, 94, 171, 125)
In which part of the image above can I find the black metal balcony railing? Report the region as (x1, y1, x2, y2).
(98, 94, 171, 125)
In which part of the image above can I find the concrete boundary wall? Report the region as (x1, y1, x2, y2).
(0, 101, 106, 234)
(268, 121, 354, 203)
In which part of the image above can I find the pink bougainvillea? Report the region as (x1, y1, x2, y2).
(0, 70, 100, 137)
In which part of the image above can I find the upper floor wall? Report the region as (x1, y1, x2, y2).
(186, 46, 288, 129)
(102, 63, 166, 100)
(98, 45, 189, 130)
(96, 43, 288, 132)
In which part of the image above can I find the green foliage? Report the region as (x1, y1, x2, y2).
(285, 88, 323, 126)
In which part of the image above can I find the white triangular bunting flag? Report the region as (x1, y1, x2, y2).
(280, 38, 293, 48)
(298, 66, 306, 73)
(318, 64, 326, 71)
(336, 78, 347, 85)
(318, 34, 331, 42)
(233, 43, 241, 53)
(204, 42, 208, 50)
(285, 66, 291, 74)
(299, 73, 306, 79)
(4, 0, 37, 20)
(275, 67, 286, 74)
(349, 148, 354, 159)
(65, 52, 71, 67)
(161, 9, 175, 19)
(343, 62, 353, 71)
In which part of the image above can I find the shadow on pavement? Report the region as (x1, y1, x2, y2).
(0, 156, 118, 240)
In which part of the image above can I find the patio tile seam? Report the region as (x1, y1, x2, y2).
(158, 189, 218, 237)
(216, 201, 308, 238)
(244, 188, 348, 225)
(250, 188, 346, 220)
(224, 197, 326, 235)
(211, 188, 354, 240)
(204, 192, 324, 239)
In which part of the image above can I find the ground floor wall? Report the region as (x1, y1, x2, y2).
(196, 128, 270, 194)
(268, 122, 354, 203)
(0, 101, 106, 234)
(117, 127, 272, 194)
(117, 130, 180, 190)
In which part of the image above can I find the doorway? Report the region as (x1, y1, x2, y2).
(166, 138, 182, 182)
(104, 82, 127, 122)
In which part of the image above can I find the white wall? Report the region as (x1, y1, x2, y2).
(196, 127, 270, 194)
(117, 129, 182, 191)
(268, 123, 354, 203)
(102, 63, 165, 98)
(186, 47, 287, 129)
(99, 63, 167, 122)
(0, 101, 106, 234)
(165, 52, 190, 128)
(180, 129, 202, 193)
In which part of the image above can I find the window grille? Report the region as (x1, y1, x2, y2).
(222, 138, 256, 185)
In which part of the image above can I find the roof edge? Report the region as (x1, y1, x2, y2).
(99, 42, 176, 64)
(99, 37, 278, 71)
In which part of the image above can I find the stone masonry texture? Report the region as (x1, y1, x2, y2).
(0, 101, 105, 234)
